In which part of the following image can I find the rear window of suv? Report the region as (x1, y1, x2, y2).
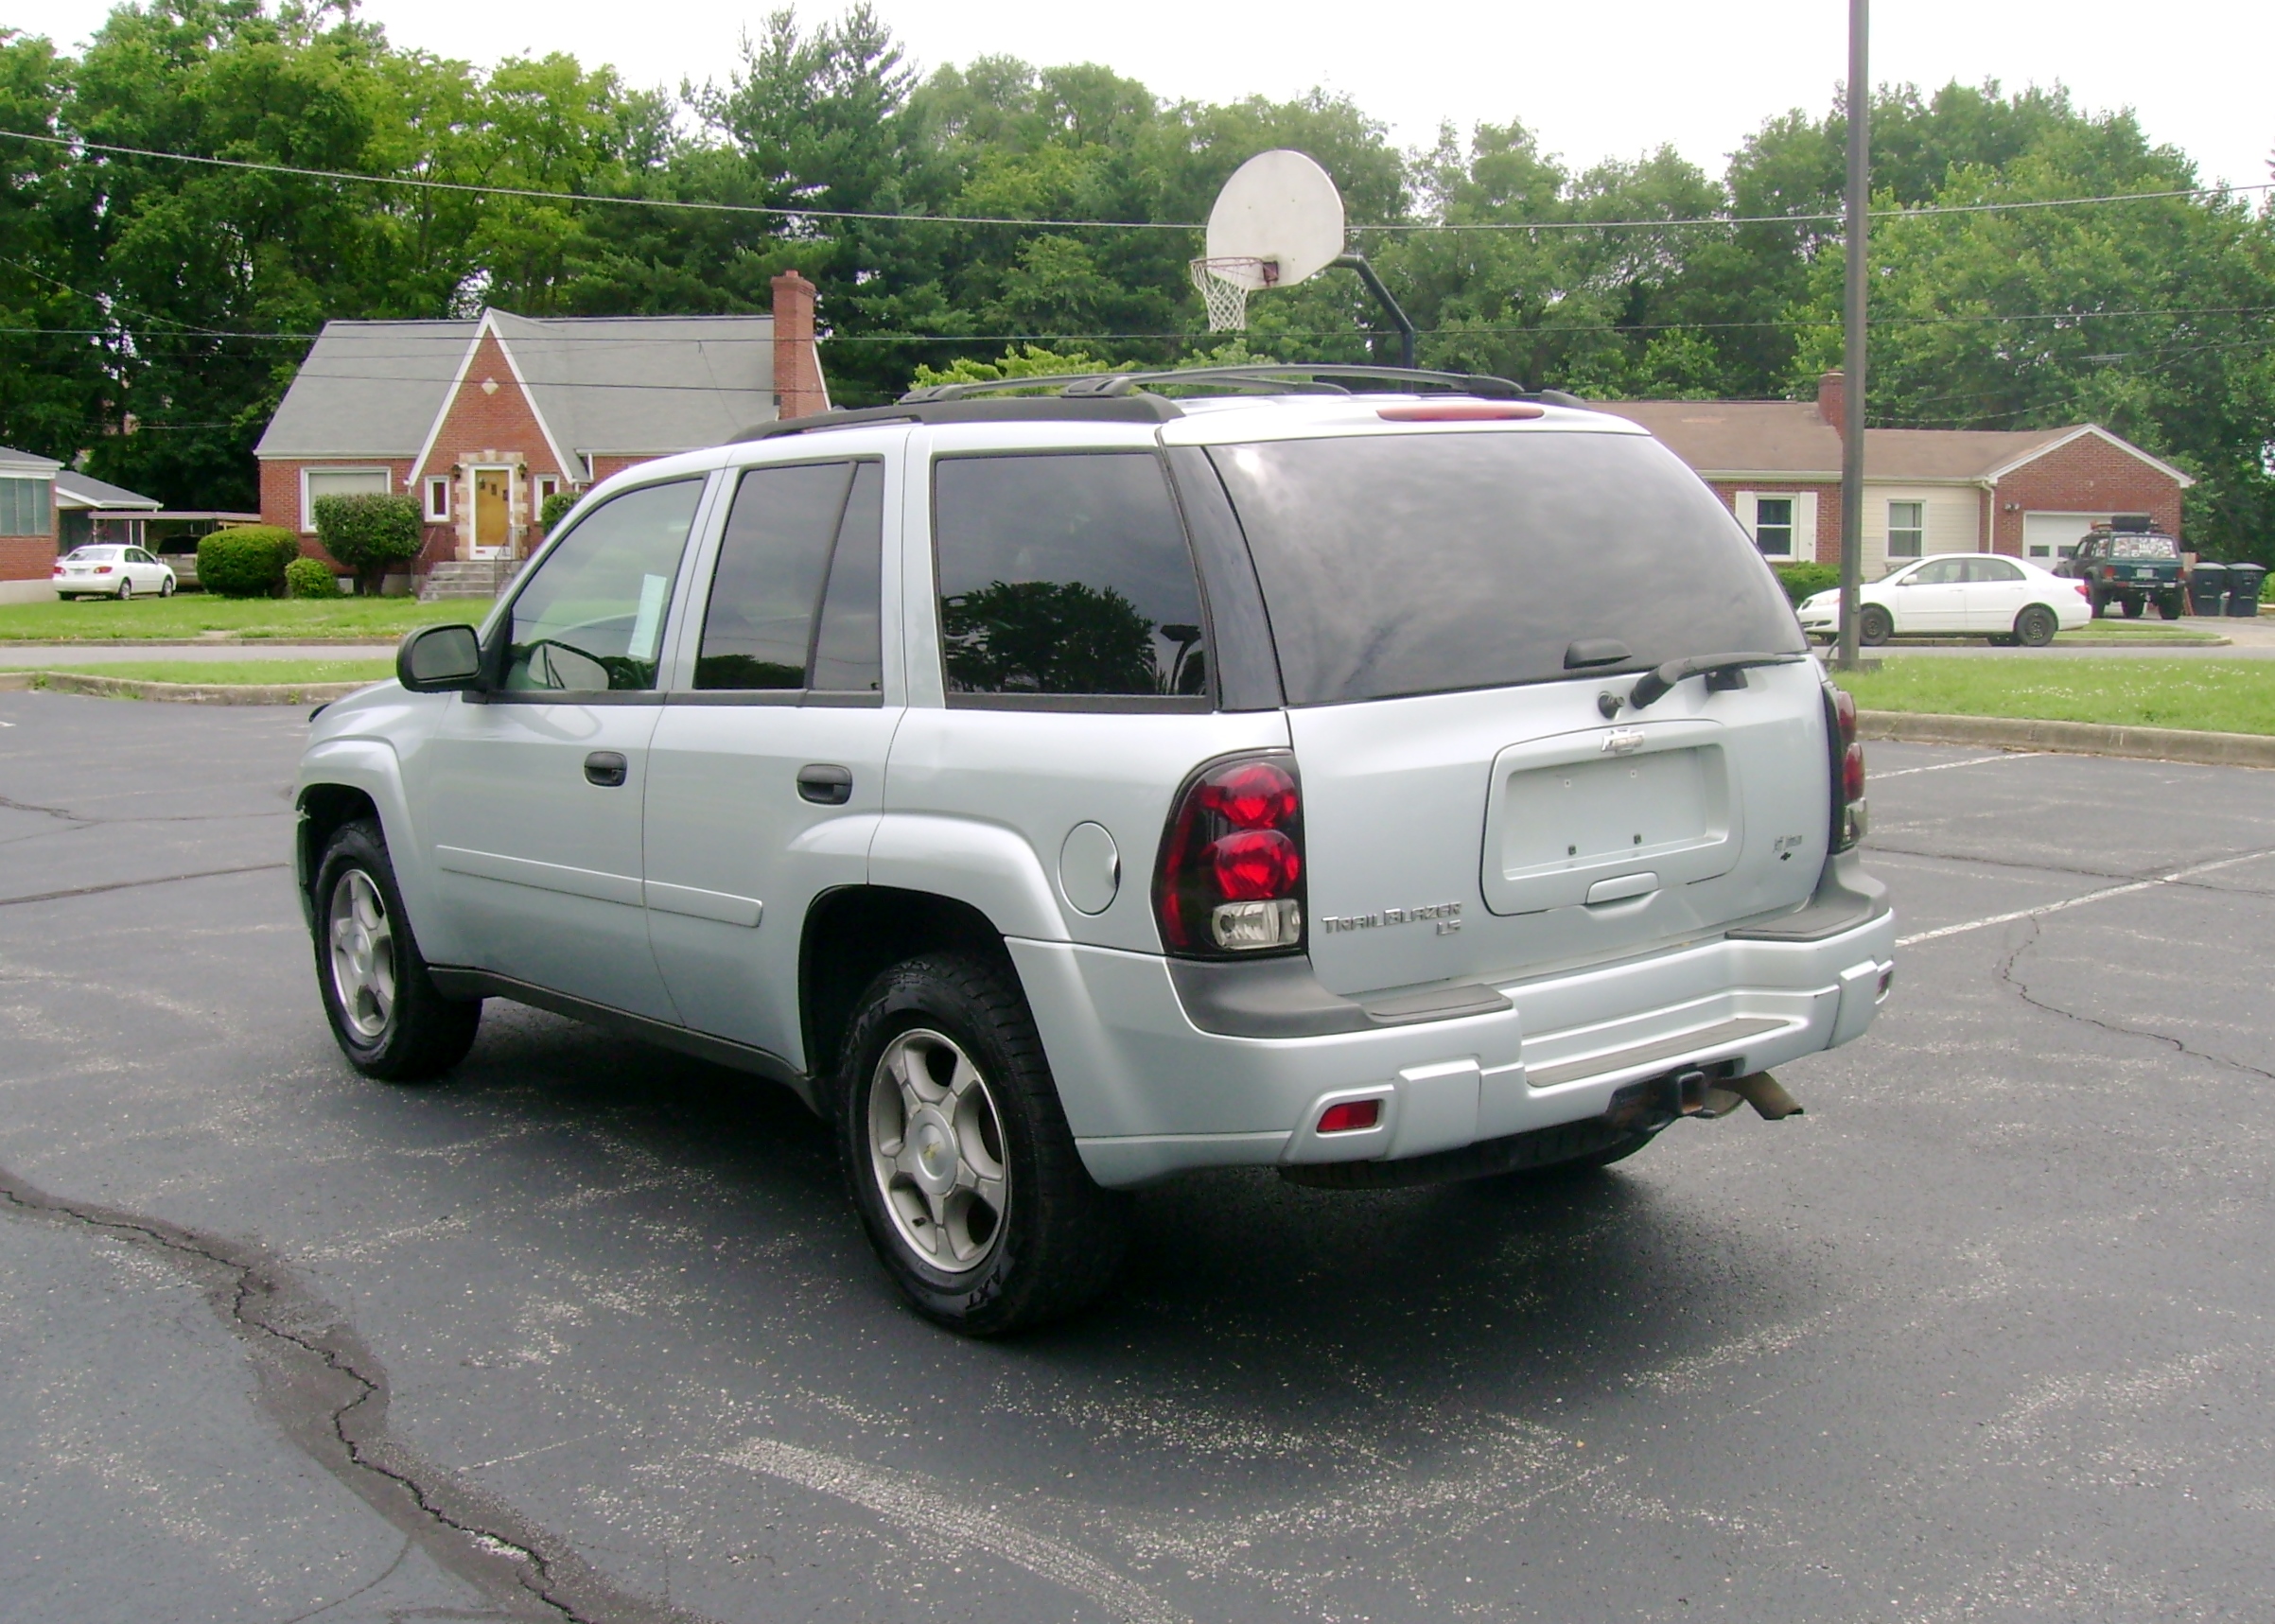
(1207, 429, 1803, 706)
(2108, 535, 2179, 559)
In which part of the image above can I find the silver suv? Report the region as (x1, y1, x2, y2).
(295, 366, 1894, 1334)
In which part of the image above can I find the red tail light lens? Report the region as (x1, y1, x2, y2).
(1825, 683, 1866, 851)
(94, 565, 114, 574)
(1156, 753, 1304, 955)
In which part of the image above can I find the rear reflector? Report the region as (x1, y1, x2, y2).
(1375, 403, 1544, 423)
(1317, 1099, 1381, 1134)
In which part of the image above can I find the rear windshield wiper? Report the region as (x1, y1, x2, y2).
(1613, 652, 1804, 714)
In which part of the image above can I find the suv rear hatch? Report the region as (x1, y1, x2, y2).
(1203, 421, 1826, 998)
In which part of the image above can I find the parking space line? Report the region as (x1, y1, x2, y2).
(1872, 753, 2039, 779)
(1898, 847, 2275, 947)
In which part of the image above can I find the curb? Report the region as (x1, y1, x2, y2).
(1858, 709, 2275, 770)
(0, 670, 376, 706)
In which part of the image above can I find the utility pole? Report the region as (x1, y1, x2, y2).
(1836, 0, 1870, 672)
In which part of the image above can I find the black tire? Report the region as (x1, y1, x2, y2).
(2014, 603, 2058, 648)
(2157, 590, 2183, 620)
(160, 575, 175, 598)
(2088, 588, 2106, 618)
(310, 818, 481, 1081)
(116, 577, 132, 601)
(1857, 604, 1894, 647)
(837, 952, 1129, 1336)
(2122, 594, 2145, 619)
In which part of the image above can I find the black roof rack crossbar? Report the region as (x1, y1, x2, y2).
(900, 362, 1525, 404)
(734, 393, 1182, 442)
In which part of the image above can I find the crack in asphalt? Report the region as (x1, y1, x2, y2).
(1996, 917, 2275, 1083)
(0, 862, 292, 906)
(0, 790, 288, 828)
(0, 1164, 712, 1624)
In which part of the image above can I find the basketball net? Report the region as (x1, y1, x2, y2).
(1190, 255, 1278, 332)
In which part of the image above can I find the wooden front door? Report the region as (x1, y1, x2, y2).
(471, 467, 512, 559)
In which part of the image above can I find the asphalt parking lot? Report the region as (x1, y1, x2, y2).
(3, 689, 2271, 1624)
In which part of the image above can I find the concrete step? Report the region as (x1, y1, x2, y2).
(417, 560, 522, 602)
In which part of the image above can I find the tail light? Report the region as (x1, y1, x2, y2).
(2074, 581, 2091, 599)
(95, 565, 114, 575)
(1154, 753, 1305, 955)
(1825, 684, 1866, 851)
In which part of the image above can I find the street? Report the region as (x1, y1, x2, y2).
(3, 688, 2270, 1623)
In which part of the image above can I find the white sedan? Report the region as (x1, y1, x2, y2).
(53, 545, 178, 601)
(1796, 553, 2092, 647)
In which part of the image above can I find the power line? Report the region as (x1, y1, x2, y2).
(7, 303, 2274, 350)
(3, 128, 2268, 236)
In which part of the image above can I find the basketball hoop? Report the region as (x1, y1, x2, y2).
(1190, 152, 1347, 333)
(1190, 255, 1279, 331)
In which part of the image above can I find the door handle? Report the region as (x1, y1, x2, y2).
(796, 763, 853, 806)
(584, 750, 628, 788)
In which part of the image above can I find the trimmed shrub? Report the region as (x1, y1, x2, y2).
(1774, 562, 1841, 606)
(197, 525, 302, 598)
(313, 492, 422, 596)
(539, 489, 577, 537)
(284, 556, 340, 599)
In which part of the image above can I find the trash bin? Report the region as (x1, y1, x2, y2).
(2225, 562, 2267, 617)
(2188, 562, 2229, 617)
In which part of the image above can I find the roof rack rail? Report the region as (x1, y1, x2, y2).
(900, 362, 1527, 404)
(732, 393, 1182, 443)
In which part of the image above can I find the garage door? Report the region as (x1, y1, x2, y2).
(2022, 512, 2107, 564)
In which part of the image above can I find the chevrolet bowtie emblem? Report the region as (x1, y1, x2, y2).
(1601, 728, 1646, 756)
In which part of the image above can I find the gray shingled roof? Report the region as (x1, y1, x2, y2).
(0, 445, 62, 475)
(254, 311, 781, 462)
(55, 469, 162, 510)
(1589, 400, 2079, 480)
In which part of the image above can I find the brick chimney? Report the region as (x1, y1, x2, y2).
(1816, 370, 1846, 435)
(771, 269, 827, 421)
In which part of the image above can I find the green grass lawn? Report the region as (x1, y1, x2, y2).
(0, 595, 463, 641)
(1836, 657, 2275, 736)
(41, 658, 395, 687)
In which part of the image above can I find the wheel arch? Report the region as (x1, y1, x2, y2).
(799, 886, 1019, 1093)
(293, 740, 437, 944)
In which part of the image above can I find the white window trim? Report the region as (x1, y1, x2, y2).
(1887, 498, 1926, 559)
(1736, 489, 1815, 560)
(424, 475, 451, 523)
(299, 465, 394, 534)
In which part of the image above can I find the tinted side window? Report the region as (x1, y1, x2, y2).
(1969, 558, 2023, 583)
(503, 479, 702, 692)
(933, 453, 1207, 698)
(812, 462, 884, 692)
(696, 463, 854, 690)
(1911, 559, 1965, 585)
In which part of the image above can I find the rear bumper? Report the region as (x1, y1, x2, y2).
(1020, 887, 1896, 1189)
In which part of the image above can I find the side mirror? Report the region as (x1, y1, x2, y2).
(398, 623, 485, 692)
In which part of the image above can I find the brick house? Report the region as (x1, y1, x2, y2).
(1596, 374, 2193, 575)
(254, 271, 828, 587)
(0, 445, 61, 598)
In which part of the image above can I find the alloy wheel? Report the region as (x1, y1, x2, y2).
(327, 868, 397, 1041)
(867, 1027, 1009, 1275)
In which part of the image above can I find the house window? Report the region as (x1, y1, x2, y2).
(1887, 500, 1925, 558)
(534, 474, 560, 503)
(301, 467, 393, 532)
(0, 476, 51, 536)
(1752, 497, 1795, 558)
(425, 477, 451, 523)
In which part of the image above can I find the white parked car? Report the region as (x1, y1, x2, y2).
(53, 545, 178, 601)
(1796, 552, 2091, 647)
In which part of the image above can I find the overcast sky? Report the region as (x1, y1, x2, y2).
(24, 0, 2275, 196)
